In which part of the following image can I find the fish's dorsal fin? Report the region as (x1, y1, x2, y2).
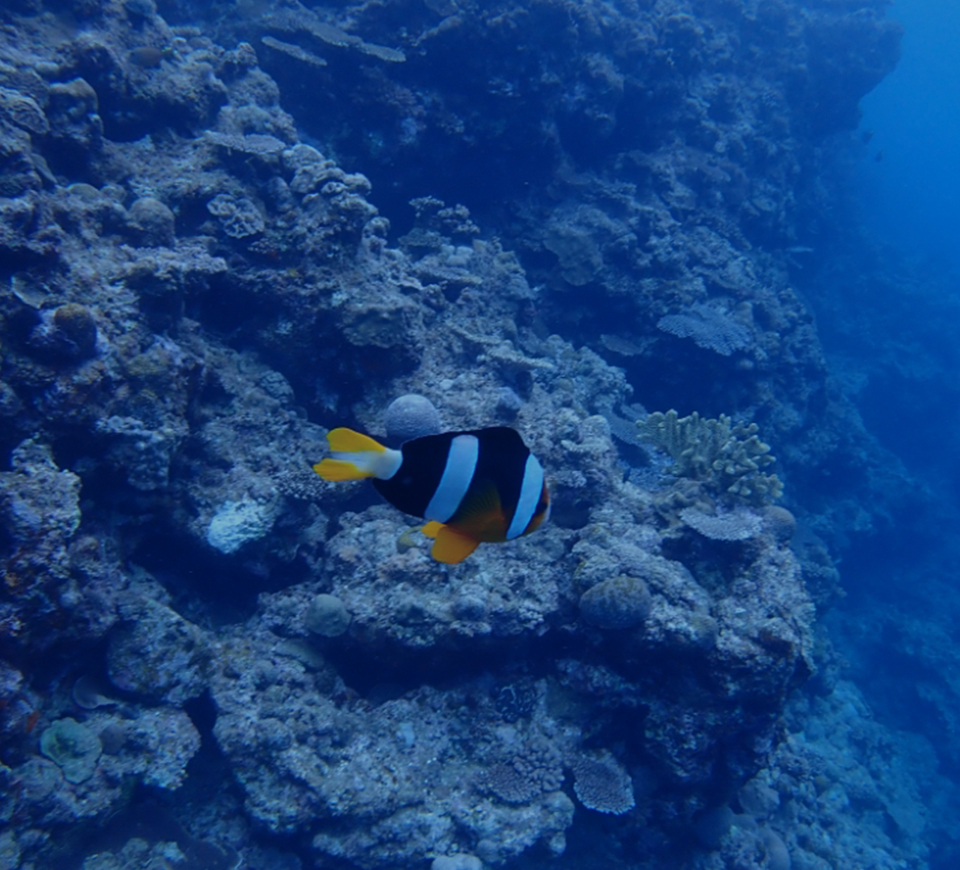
(430, 524, 481, 564)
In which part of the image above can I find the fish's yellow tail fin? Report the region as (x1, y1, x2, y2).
(313, 427, 402, 481)
(327, 427, 386, 454)
(313, 458, 374, 481)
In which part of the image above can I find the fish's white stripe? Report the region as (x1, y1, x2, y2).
(507, 454, 544, 540)
(425, 435, 479, 522)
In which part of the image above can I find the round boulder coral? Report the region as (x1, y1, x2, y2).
(385, 394, 441, 443)
(432, 856, 483, 870)
(579, 575, 652, 630)
(52, 303, 98, 359)
(305, 593, 351, 637)
(128, 197, 176, 247)
(763, 505, 797, 542)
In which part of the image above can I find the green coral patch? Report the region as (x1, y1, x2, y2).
(39, 717, 102, 784)
(637, 410, 783, 505)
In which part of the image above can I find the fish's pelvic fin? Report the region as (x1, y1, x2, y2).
(421, 520, 444, 539)
(430, 524, 481, 564)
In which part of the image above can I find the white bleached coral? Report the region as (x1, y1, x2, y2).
(206, 498, 278, 554)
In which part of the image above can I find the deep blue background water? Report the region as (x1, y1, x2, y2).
(857, 0, 960, 271)
(833, 0, 960, 832)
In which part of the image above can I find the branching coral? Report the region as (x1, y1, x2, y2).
(637, 410, 782, 504)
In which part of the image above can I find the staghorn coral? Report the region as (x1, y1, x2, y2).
(637, 410, 783, 504)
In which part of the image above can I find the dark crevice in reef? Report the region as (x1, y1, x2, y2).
(131, 528, 270, 625)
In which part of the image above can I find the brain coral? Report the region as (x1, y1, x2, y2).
(579, 575, 652, 630)
(206, 193, 266, 239)
(385, 393, 441, 443)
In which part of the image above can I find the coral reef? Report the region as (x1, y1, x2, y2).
(0, 0, 949, 869)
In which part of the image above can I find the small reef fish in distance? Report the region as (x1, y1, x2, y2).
(313, 426, 550, 564)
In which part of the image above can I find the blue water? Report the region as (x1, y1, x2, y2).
(833, 6, 960, 865)
(857, 0, 960, 270)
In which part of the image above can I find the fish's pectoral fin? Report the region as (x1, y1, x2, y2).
(421, 520, 444, 539)
(430, 525, 480, 564)
(313, 459, 375, 481)
(449, 482, 508, 542)
(326, 427, 386, 454)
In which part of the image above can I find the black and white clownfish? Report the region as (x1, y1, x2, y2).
(313, 426, 550, 564)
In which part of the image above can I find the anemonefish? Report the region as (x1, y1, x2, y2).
(313, 427, 550, 564)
